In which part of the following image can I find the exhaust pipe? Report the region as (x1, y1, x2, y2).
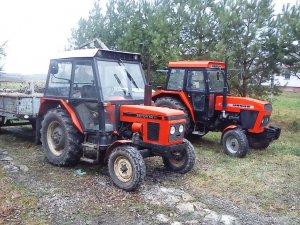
(144, 53, 152, 106)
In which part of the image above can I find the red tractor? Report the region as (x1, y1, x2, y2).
(153, 60, 281, 158)
(37, 49, 195, 191)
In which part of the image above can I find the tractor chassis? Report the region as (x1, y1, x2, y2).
(136, 141, 188, 158)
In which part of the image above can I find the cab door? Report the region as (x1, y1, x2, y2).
(185, 70, 207, 121)
(69, 60, 101, 131)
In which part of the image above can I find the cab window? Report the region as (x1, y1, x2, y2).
(71, 61, 96, 99)
(207, 69, 224, 92)
(45, 61, 72, 97)
(187, 70, 205, 91)
(167, 69, 185, 90)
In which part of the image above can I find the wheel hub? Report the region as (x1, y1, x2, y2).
(114, 156, 133, 182)
(51, 127, 63, 146)
(169, 151, 186, 167)
(47, 121, 65, 156)
(226, 136, 239, 153)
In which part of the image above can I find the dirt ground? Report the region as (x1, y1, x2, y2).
(0, 126, 299, 225)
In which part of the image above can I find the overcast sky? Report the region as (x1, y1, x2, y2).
(0, 0, 298, 74)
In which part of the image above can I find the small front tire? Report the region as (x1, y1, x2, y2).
(163, 139, 196, 173)
(222, 129, 248, 158)
(108, 145, 146, 191)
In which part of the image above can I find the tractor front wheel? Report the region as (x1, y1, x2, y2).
(41, 109, 83, 166)
(163, 139, 195, 173)
(222, 129, 249, 158)
(108, 145, 146, 191)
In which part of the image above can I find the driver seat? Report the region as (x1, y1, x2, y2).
(81, 85, 97, 99)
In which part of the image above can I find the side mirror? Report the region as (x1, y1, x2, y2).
(49, 60, 59, 74)
(216, 71, 220, 81)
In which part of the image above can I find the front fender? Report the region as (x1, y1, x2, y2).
(104, 140, 133, 161)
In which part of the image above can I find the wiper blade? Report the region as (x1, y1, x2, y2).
(118, 59, 139, 88)
(114, 73, 126, 95)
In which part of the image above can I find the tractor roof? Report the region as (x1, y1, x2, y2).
(168, 60, 225, 69)
(51, 48, 141, 61)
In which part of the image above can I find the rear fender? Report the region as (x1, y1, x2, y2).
(104, 140, 132, 161)
(152, 90, 195, 122)
(38, 98, 83, 133)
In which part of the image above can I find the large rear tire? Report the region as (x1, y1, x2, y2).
(41, 109, 83, 166)
(222, 129, 248, 158)
(155, 97, 193, 136)
(108, 145, 146, 191)
(163, 139, 195, 173)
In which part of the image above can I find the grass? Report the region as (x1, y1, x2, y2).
(186, 91, 300, 219)
(0, 169, 47, 225)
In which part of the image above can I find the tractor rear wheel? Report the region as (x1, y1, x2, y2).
(155, 97, 193, 136)
(222, 129, 248, 158)
(163, 139, 195, 173)
(108, 145, 146, 191)
(41, 109, 83, 166)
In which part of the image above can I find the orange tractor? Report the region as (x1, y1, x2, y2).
(153, 60, 281, 157)
(37, 49, 195, 191)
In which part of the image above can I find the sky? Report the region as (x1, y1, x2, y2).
(0, 0, 298, 74)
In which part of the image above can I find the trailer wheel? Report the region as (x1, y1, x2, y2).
(155, 97, 193, 136)
(222, 129, 248, 158)
(163, 139, 195, 173)
(41, 109, 83, 166)
(108, 145, 146, 191)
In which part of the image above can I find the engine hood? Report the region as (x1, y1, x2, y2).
(215, 96, 271, 112)
(120, 105, 185, 120)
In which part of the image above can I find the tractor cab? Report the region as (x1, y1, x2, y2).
(45, 49, 146, 134)
(165, 61, 226, 119)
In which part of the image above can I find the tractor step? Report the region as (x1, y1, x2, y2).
(192, 131, 206, 136)
(80, 156, 98, 164)
(81, 142, 98, 150)
(81, 142, 99, 164)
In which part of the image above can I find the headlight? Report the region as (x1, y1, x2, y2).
(178, 124, 184, 133)
(261, 116, 270, 127)
(170, 126, 176, 135)
(264, 104, 272, 111)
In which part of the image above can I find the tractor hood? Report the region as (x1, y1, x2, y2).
(120, 105, 185, 121)
(215, 96, 272, 112)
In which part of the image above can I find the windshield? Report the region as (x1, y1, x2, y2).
(207, 69, 224, 92)
(97, 60, 145, 101)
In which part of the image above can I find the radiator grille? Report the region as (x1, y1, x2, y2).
(147, 122, 160, 141)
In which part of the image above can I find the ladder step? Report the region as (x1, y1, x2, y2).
(82, 142, 98, 149)
(192, 131, 206, 136)
(80, 157, 97, 164)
